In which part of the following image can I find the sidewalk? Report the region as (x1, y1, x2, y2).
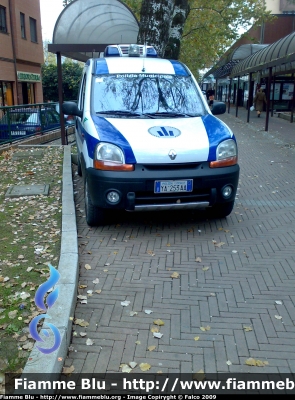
(57, 107, 295, 377)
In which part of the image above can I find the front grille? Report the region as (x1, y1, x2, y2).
(142, 163, 202, 171)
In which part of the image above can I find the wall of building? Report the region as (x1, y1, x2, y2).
(0, 0, 43, 106)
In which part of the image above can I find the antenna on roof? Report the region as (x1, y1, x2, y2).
(142, 36, 146, 72)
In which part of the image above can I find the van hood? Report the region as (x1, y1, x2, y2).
(91, 114, 234, 164)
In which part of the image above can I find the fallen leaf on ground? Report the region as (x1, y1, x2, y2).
(202, 267, 210, 271)
(86, 338, 94, 346)
(74, 319, 89, 327)
(243, 326, 253, 332)
(226, 360, 232, 365)
(153, 319, 165, 326)
(84, 264, 91, 270)
(121, 364, 132, 373)
(245, 358, 268, 367)
(153, 332, 163, 339)
(121, 300, 130, 307)
(151, 326, 160, 333)
(193, 369, 205, 381)
(194, 336, 200, 341)
(79, 332, 87, 337)
(195, 257, 202, 262)
(275, 301, 282, 305)
(200, 326, 210, 331)
(274, 315, 282, 320)
(129, 362, 137, 369)
(62, 365, 75, 375)
(148, 345, 156, 351)
(22, 342, 33, 350)
(171, 272, 180, 278)
(145, 310, 153, 314)
(135, 340, 141, 345)
(129, 311, 138, 317)
(139, 363, 151, 372)
(95, 290, 102, 294)
(214, 242, 225, 247)
(92, 278, 99, 284)
(8, 310, 18, 319)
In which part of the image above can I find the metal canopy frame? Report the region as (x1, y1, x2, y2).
(47, 0, 139, 144)
(230, 32, 295, 131)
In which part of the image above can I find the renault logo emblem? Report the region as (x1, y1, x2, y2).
(168, 150, 177, 160)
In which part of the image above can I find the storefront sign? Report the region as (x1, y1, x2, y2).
(17, 71, 41, 82)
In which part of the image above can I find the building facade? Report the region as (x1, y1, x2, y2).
(0, 0, 43, 106)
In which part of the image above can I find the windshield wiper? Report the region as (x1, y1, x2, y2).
(97, 110, 142, 117)
(143, 112, 201, 118)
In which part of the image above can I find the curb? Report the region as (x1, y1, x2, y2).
(23, 145, 78, 374)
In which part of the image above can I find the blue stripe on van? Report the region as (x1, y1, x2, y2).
(201, 115, 234, 161)
(94, 59, 109, 75)
(169, 60, 189, 76)
(86, 115, 137, 164)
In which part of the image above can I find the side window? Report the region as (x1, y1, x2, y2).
(29, 17, 37, 43)
(20, 12, 26, 39)
(0, 6, 7, 34)
(78, 74, 86, 114)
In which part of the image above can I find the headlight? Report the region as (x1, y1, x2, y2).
(94, 143, 134, 171)
(210, 139, 238, 168)
(96, 143, 124, 163)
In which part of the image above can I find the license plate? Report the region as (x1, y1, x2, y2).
(154, 179, 193, 193)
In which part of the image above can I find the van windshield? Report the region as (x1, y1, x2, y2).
(92, 74, 205, 117)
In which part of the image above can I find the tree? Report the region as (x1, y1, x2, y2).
(42, 60, 83, 102)
(137, 0, 271, 70)
(60, 0, 271, 79)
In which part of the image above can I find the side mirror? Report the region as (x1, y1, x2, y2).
(211, 102, 226, 115)
(62, 101, 83, 118)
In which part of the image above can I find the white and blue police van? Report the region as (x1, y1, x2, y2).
(63, 44, 239, 226)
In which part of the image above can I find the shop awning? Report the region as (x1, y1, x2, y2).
(231, 31, 295, 77)
(203, 44, 268, 79)
(48, 0, 139, 62)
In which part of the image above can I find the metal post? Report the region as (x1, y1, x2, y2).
(228, 79, 232, 113)
(235, 77, 240, 117)
(247, 73, 252, 123)
(57, 52, 66, 145)
(265, 67, 272, 132)
(291, 73, 295, 123)
(271, 74, 275, 117)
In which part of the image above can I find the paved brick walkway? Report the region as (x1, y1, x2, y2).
(65, 109, 295, 374)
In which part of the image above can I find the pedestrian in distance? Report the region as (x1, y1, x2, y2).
(253, 88, 267, 117)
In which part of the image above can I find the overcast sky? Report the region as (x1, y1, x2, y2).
(40, 0, 64, 41)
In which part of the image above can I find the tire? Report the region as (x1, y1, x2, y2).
(209, 201, 235, 219)
(84, 180, 105, 226)
(77, 154, 82, 177)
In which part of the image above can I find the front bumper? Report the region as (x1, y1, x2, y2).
(86, 162, 240, 211)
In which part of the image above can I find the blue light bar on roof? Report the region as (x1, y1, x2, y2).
(104, 44, 158, 58)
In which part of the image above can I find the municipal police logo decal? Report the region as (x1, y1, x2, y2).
(148, 126, 181, 138)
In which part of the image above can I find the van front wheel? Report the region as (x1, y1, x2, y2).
(85, 180, 105, 226)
